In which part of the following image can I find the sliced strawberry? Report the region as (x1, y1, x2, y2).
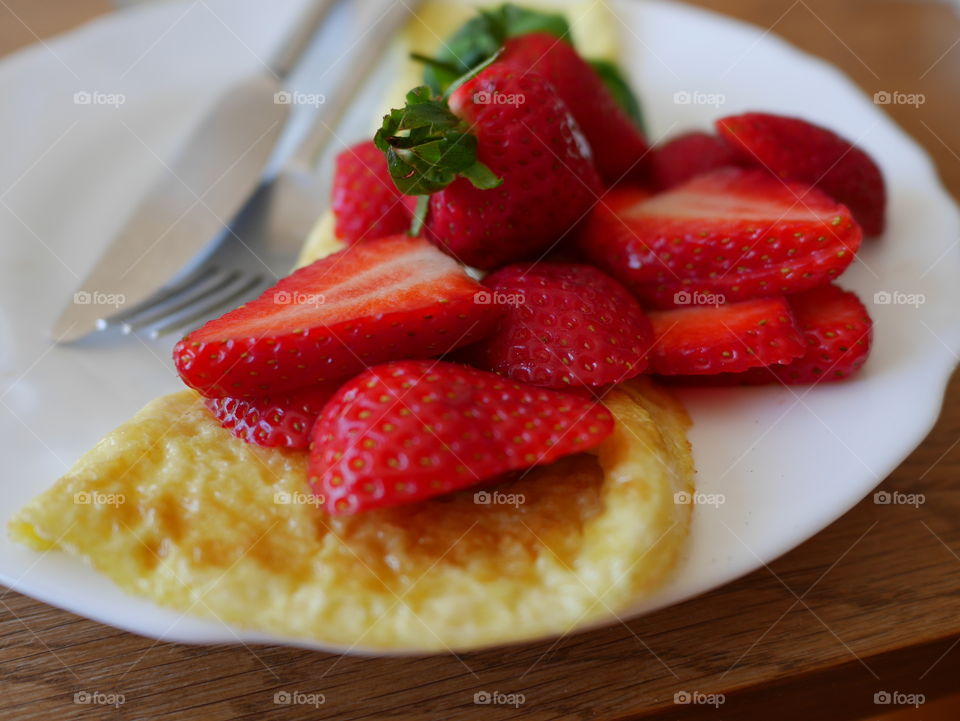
(579, 168, 862, 308)
(309, 360, 614, 514)
(331, 140, 415, 243)
(462, 263, 653, 388)
(174, 235, 501, 398)
(766, 284, 872, 382)
(731, 285, 873, 384)
(717, 112, 886, 235)
(649, 131, 742, 190)
(500, 32, 649, 184)
(648, 297, 805, 375)
(205, 382, 339, 449)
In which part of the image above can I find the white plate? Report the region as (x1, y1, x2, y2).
(2, 0, 959, 653)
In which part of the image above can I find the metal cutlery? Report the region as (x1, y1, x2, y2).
(53, 0, 420, 342)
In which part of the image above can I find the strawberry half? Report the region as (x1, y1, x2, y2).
(729, 285, 873, 385)
(462, 263, 653, 388)
(205, 382, 339, 449)
(579, 168, 862, 308)
(500, 32, 649, 184)
(649, 131, 742, 190)
(376, 65, 602, 269)
(648, 297, 805, 375)
(331, 140, 415, 243)
(765, 284, 872, 382)
(717, 112, 886, 235)
(174, 235, 501, 398)
(309, 360, 614, 514)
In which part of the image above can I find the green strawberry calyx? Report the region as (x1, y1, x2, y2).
(374, 84, 503, 235)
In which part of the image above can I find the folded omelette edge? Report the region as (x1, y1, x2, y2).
(10, 378, 693, 652)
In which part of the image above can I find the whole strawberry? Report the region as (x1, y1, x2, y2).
(309, 360, 614, 514)
(331, 140, 415, 243)
(375, 65, 602, 269)
(463, 263, 653, 387)
(500, 32, 649, 184)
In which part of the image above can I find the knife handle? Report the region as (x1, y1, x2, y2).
(283, 0, 425, 173)
(270, 0, 340, 79)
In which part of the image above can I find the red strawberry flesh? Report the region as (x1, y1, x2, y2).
(579, 168, 862, 307)
(174, 235, 501, 398)
(205, 382, 339, 449)
(717, 112, 886, 235)
(463, 263, 653, 388)
(649, 131, 742, 190)
(739, 285, 872, 384)
(426, 63, 602, 269)
(309, 360, 614, 514)
(648, 297, 805, 375)
(332, 140, 415, 243)
(500, 32, 649, 184)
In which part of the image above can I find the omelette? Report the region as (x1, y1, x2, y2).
(9, 0, 697, 652)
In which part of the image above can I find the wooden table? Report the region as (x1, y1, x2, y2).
(2, 1, 959, 719)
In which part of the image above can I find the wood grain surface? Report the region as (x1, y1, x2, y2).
(1, 1, 959, 719)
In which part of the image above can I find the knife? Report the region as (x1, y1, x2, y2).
(52, 0, 337, 343)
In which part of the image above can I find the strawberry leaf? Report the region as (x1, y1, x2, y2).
(419, 4, 572, 94)
(375, 86, 503, 196)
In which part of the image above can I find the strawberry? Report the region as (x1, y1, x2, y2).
(375, 65, 602, 269)
(717, 112, 886, 235)
(174, 235, 501, 398)
(499, 32, 649, 184)
(578, 168, 862, 308)
(462, 263, 653, 388)
(702, 285, 872, 385)
(765, 284, 872, 382)
(331, 140, 415, 243)
(205, 382, 339, 449)
(648, 297, 805, 375)
(309, 360, 614, 514)
(649, 131, 741, 190)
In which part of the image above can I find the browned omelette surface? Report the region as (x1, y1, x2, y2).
(10, 379, 693, 651)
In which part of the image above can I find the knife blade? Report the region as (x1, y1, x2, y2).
(52, 0, 336, 343)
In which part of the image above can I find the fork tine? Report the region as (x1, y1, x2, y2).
(95, 263, 222, 331)
(148, 274, 267, 339)
(121, 268, 241, 333)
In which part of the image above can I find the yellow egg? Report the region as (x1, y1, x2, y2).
(10, 379, 692, 652)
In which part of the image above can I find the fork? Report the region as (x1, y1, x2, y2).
(103, 0, 422, 339)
